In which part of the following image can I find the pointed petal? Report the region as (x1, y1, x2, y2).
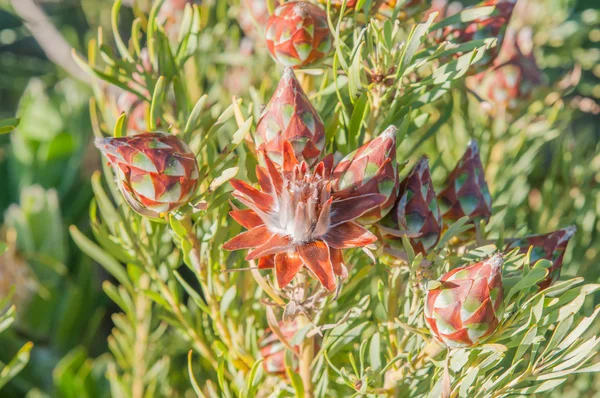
(263, 150, 284, 194)
(324, 222, 378, 249)
(258, 255, 275, 269)
(313, 197, 332, 237)
(275, 251, 304, 289)
(330, 194, 386, 226)
(330, 248, 348, 279)
(246, 234, 293, 260)
(230, 209, 264, 229)
(231, 179, 274, 209)
(256, 165, 275, 195)
(282, 141, 299, 174)
(223, 226, 272, 251)
(298, 241, 335, 291)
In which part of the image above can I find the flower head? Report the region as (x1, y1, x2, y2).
(438, 140, 492, 224)
(223, 141, 385, 291)
(95, 132, 199, 219)
(256, 68, 326, 166)
(437, 0, 517, 74)
(381, 156, 442, 255)
(265, 1, 332, 68)
(259, 320, 300, 374)
(506, 226, 576, 289)
(333, 125, 399, 224)
(425, 254, 504, 347)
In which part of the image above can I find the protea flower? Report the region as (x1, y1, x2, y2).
(506, 226, 576, 289)
(332, 126, 399, 224)
(381, 156, 442, 255)
(469, 29, 545, 113)
(238, 0, 270, 41)
(438, 140, 492, 225)
(95, 132, 200, 219)
(259, 320, 300, 374)
(265, 1, 332, 68)
(425, 254, 504, 347)
(437, 0, 517, 74)
(256, 68, 326, 166)
(223, 141, 385, 291)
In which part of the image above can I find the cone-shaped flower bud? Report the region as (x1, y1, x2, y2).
(506, 226, 576, 290)
(223, 142, 385, 291)
(437, 0, 517, 74)
(259, 320, 300, 374)
(95, 132, 199, 219)
(425, 254, 504, 347)
(438, 140, 492, 224)
(332, 126, 399, 225)
(470, 29, 545, 113)
(256, 68, 326, 166)
(265, 1, 332, 68)
(382, 156, 442, 255)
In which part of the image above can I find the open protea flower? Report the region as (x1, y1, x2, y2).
(506, 226, 576, 289)
(381, 156, 442, 255)
(259, 320, 300, 374)
(425, 254, 504, 347)
(469, 29, 545, 113)
(265, 1, 332, 68)
(223, 141, 385, 291)
(437, 0, 517, 74)
(95, 132, 199, 219)
(332, 126, 399, 224)
(438, 140, 492, 225)
(256, 68, 326, 166)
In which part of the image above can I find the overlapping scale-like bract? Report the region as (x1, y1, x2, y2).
(507, 226, 576, 290)
(265, 1, 332, 68)
(438, 140, 492, 224)
(382, 156, 442, 255)
(95, 132, 199, 219)
(425, 254, 504, 347)
(332, 126, 399, 224)
(256, 68, 326, 166)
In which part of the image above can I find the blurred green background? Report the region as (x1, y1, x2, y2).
(0, 0, 598, 396)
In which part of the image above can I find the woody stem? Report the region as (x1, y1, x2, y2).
(297, 273, 315, 397)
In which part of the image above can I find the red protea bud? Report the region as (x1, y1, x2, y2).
(438, 140, 492, 224)
(259, 320, 300, 374)
(469, 29, 545, 113)
(382, 156, 442, 255)
(223, 141, 384, 291)
(425, 254, 504, 347)
(256, 68, 326, 166)
(238, 0, 270, 41)
(506, 226, 576, 290)
(265, 1, 332, 68)
(332, 126, 399, 225)
(95, 132, 199, 219)
(437, 0, 517, 74)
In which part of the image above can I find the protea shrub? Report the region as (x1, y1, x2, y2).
(265, 1, 332, 68)
(425, 254, 504, 347)
(95, 132, 199, 219)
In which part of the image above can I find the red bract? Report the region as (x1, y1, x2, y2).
(265, 1, 332, 68)
(259, 320, 300, 374)
(437, 0, 517, 74)
(223, 141, 385, 291)
(382, 156, 442, 255)
(256, 68, 326, 166)
(95, 132, 199, 219)
(506, 226, 576, 290)
(438, 141, 492, 225)
(470, 29, 545, 113)
(425, 254, 504, 347)
(333, 126, 399, 224)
